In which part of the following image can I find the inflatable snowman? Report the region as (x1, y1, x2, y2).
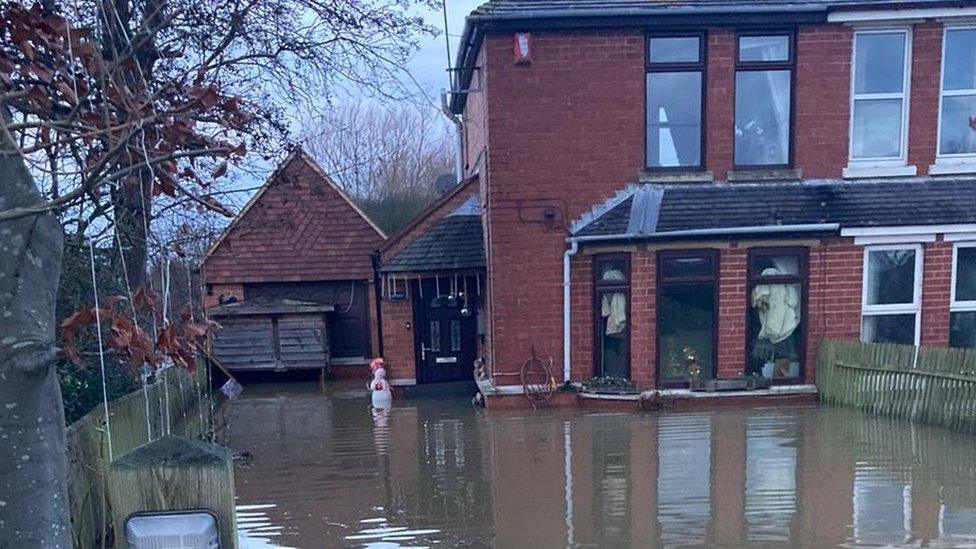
(368, 358, 393, 409)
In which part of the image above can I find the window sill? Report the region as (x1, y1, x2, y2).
(842, 163, 917, 179)
(726, 168, 802, 182)
(929, 161, 976, 176)
(639, 169, 713, 183)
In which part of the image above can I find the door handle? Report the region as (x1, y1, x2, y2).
(421, 344, 432, 360)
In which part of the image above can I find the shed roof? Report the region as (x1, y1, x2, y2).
(381, 215, 485, 273)
(202, 149, 386, 284)
(572, 177, 976, 240)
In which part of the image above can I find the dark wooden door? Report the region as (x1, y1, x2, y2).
(414, 279, 478, 384)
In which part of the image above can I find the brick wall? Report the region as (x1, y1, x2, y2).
(805, 238, 863, 383)
(717, 247, 747, 378)
(921, 239, 952, 347)
(705, 30, 734, 179)
(380, 296, 417, 383)
(908, 22, 943, 175)
(795, 24, 852, 179)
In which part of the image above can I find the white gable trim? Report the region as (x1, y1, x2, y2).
(842, 225, 976, 246)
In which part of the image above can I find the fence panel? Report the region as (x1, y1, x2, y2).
(818, 340, 976, 435)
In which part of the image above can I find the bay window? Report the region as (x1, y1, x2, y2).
(734, 33, 793, 167)
(935, 28, 976, 172)
(861, 246, 922, 346)
(950, 244, 976, 348)
(845, 29, 912, 177)
(646, 34, 704, 169)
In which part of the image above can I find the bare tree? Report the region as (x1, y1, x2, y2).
(0, 1, 436, 544)
(301, 101, 455, 233)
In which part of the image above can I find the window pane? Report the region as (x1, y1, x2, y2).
(866, 249, 916, 305)
(599, 259, 628, 283)
(749, 282, 802, 379)
(735, 70, 791, 165)
(751, 254, 800, 277)
(851, 99, 903, 159)
(450, 320, 461, 352)
(661, 256, 714, 279)
(943, 29, 976, 91)
(950, 311, 976, 348)
(659, 283, 715, 382)
(939, 95, 976, 155)
(854, 33, 906, 94)
(739, 35, 790, 62)
(862, 314, 916, 345)
(649, 37, 700, 63)
(647, 72, 702, 167)
(956, 247, 976, 301)
(599, 290, 629, 378)
(429, 321, 441, 352)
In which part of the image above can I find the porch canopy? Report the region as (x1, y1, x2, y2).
(381, 204, 485, 274)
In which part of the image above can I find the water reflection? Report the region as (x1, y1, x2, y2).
(222, 383, 976, 548)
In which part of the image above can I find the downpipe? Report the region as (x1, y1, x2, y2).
(562, 239, 579, 384)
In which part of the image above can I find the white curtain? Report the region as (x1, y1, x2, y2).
(751, 262, 800, 344)
(601, 269, 627, 336)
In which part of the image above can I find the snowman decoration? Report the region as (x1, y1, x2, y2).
(369, 357, 393, 409)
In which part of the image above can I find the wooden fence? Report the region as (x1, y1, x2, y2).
(818, 340, 976, 434)
(67, 366, 211, 548)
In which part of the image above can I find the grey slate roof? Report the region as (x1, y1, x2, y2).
(470, 0, 958, 19)
(381, 216, 486, 273)
(573, 178, 976, 239)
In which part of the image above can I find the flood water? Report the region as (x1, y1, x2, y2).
(219, 382, 976, 548)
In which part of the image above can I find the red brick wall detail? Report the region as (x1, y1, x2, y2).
(705, 30, 734, 180)
(805, 238, 863, 382)
(909, 22, 943, 175)
(921, 239, 952, 347)
(717, 247, 747, 378)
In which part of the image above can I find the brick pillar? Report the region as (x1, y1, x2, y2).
(631, 249, 656, 390)
(921, 239, 952, 347)
(717, 247, 747, 378)
(908, 22, 943, 176)
(570, 254, 594, 381)
(706, 29, 735, 180)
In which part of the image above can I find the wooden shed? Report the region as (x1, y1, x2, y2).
(209, 298, 333, 372)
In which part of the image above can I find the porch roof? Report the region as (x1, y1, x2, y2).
(571, 177, 976, 241)
(381, 215, 485, 273)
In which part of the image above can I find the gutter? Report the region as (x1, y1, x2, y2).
(562, 240, 579, 384)
(568, 223, 841, 244)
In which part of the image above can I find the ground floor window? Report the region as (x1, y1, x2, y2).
(657, 250, 717, 386)
(594, 254, 630, 379)
(951, 244, 976, 348)
(747, 248, 806, 382)
(860, 245, 922, 345)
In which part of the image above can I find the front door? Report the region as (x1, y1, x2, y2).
(414, 279, 479, 384)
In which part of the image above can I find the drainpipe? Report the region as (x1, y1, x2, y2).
(370, 250, 385, 357)
(563, 239, 579, 384)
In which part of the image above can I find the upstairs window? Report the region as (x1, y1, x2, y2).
(938, 28, 976, 160)
(848, 30, 911, 167)
(735, 33, 793, 167)
(646, 34, 704, 169)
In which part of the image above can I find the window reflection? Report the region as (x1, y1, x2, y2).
(658, 414, 711, 545)
(746, 414, 797, 542)
(853, 467, 911, 545)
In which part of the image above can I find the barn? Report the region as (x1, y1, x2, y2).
(201, 149, 386, 376)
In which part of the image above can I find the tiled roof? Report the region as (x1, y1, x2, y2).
(573, 178, 976, 239)
(202, 150, 386, 284)
(381, 215, 485, 273)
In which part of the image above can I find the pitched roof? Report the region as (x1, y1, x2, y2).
(381, 212, 485, 273)
(573, 178, 976, 240)
(202, 149, 386, 284)
(379, 174, 478, 254)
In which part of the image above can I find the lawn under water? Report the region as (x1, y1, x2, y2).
(220, 381, 976, 548)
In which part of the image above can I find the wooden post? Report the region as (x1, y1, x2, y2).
(107, 435, 237, 548)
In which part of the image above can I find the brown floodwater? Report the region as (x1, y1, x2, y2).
(219, 382, 976, 548)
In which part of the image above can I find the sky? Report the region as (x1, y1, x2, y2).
(405, 1, 486, 109)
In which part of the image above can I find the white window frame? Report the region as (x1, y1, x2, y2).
(844, 28, 915, 179)
(860, 244, 923, 346)
(951, 242, 976, 312)
(932, 25, 976, 175)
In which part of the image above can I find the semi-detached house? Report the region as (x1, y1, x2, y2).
(435, 0, 976, 406)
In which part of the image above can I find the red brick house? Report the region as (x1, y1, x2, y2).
(202, 149, 385, 373)
(442, 0, 976, 405)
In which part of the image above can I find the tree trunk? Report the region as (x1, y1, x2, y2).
(0, 117, 70, 546)
(112, 178, 150, 288)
